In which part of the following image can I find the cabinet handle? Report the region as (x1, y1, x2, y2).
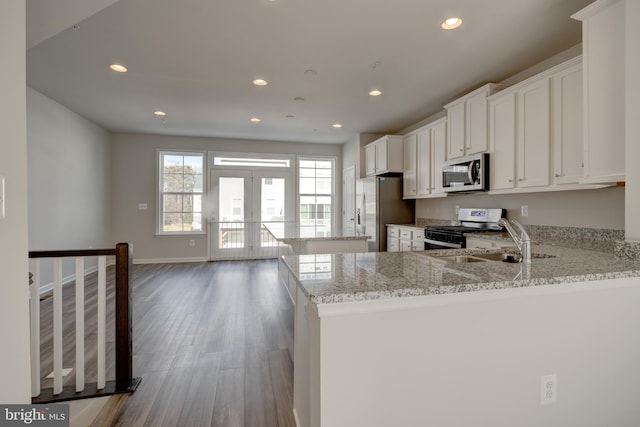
(508, 179, 513, 183)
(555, 173, 561, 178)
(518, 178, 524, 181)
(459, 148, 464, 152)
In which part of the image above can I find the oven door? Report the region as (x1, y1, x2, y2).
(424, 238, 463, 250)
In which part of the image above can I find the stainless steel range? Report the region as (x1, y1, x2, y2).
(424, 208, 506, 250)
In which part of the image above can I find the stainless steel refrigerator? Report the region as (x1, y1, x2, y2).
(355, 176, 415, 252)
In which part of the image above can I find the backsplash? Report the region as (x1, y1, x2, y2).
(615, 241, 640, 261)
(417, 218, 626, 254)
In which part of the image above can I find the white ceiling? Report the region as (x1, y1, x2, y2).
(26, 0, 593, 145)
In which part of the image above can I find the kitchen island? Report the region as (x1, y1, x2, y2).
(282, 244, 640, 427)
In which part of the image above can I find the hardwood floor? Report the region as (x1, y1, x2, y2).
(39, 260, 295, 426)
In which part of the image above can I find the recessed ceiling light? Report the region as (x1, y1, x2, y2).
(332, 123, 342, 128)
(441, 17, 462, 30)
(109, 63, 128, 73)
(250, 117, 261, 123)
(153, 111, 166, 116)
(369, 89, 382, 97)
(285, 114, 295, 118)
(294, 97, 305, 102)
(253, 79, 268, 86)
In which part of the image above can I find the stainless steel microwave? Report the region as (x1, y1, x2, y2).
(442, 152, 489, 193)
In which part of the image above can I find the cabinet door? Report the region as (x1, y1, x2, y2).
(387, 238, 400, 252)
(517, 78, 550, 188)
(553, 64, 583, 185)
(375, 140, 388, 173)
(466, 91, 489, 154)
(447, 102, 465, 159)
(403, 135, 417, 197)
(489, 92, 516, 190)
(431, 120, 447, 194)
(365, 143, 377, 176)
(579, 0, 625, 183)
(416, 130, 431, 197)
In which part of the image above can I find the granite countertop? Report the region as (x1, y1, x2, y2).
(282, 244, 640, 305)
(263, 223, 369, 242)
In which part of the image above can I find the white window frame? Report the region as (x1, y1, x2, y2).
(297, 156, 337, 236)
(157, 149, 206, 236)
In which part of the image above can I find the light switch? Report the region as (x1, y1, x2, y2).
(138, 203, 148, 210)
(0, 175, 5, 220)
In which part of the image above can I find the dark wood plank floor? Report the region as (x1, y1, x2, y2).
(39, 260, 295, 427)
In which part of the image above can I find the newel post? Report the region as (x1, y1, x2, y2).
(114, 243, 139, 392)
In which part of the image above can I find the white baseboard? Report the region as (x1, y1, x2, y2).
(133, 257, 209, 264)
(38, 262, 114, 295)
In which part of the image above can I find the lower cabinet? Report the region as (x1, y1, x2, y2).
(388, 225, 424, 252)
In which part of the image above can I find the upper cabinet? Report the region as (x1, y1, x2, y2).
(402, 118, 447, 199)
(364, 135, 404, 176)
(402, 134, 417, 197)
(489, 57, 591, 194)
(445, 84, 500, 160)
(552, 59, 584, 185)
(489, 78, 550, 191)
(572, 0, 625, 184)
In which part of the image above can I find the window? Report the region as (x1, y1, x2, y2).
(299, 158, 334, 237)
(159, 151, 204, 234)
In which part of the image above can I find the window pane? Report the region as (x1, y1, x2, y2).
(164, 194, 182, 212)
(163, 213, 182, 232)
(184, 155, 203, 174)
(316, 177, 332, 194)
(316, 161, 332, 169)
(299, 177, 316, 194)
(163, 155, 183, 171)
(299, 167, 316, 178)
(163, 174, 184, 192)
(219, 177, 244, 222)
(261, 178, 284, 222)
(299, 160, 316, 168)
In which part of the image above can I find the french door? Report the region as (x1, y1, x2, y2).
(209, 169, 293, 260)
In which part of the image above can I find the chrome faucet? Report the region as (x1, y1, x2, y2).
(497, 218, 531, 264)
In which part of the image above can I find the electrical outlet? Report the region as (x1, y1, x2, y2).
(521, 205, 529, 217)
(541, 374, 557, 405)
(189, 239, 195, 247)
(455, 205, 460, 215)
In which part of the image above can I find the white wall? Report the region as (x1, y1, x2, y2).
(416, 187, 624, 229)
(0, 1, 32, 403)
(319, 279, 640, 427)
(111, 132, 342, 262)
(625, 0, 640, 240)
(27, 88, 112, 283)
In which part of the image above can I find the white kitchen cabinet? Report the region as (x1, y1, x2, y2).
(399, 227, 424, 252)
(489, 77, 551, 191)
(402, 134, 417, 197)
(403, 118, 447, 199)
(388, 225, 423, 252)
(445, 83, 499, 160)
(387, 226, 400, 252)
(552, 58, 584, 185)
(517, 77, 550, 188)
(572, 0, 625, 184)
(489, 91, 517, 190)
(364, 135, 404, 176)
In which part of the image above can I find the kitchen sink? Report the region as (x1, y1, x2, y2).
(432, 255, 488, 264)
(431, 252, 556, 264)
(473, 252, 557, 263)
